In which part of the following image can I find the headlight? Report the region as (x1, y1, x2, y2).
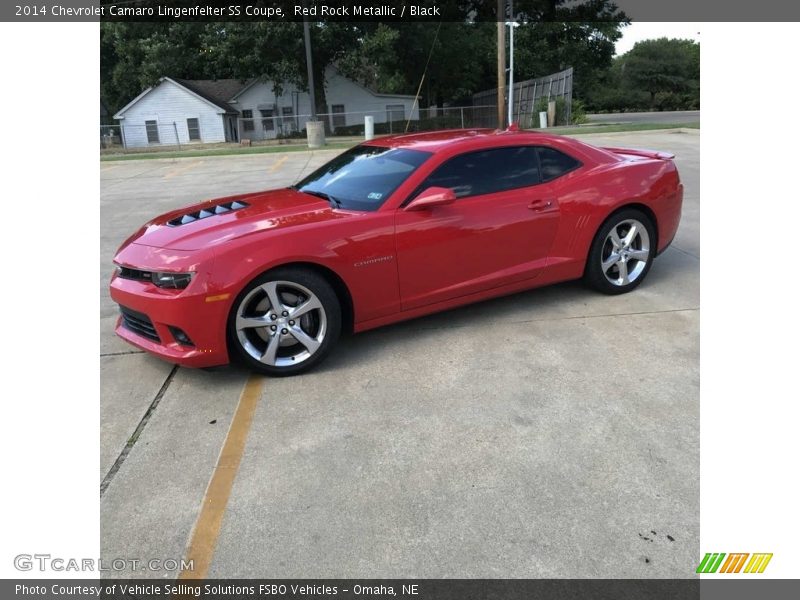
(114, 264, 195, 289)
(151, 271, 194, 289)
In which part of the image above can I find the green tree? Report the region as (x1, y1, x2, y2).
(618, 38, 700, 109)
(101, 23, 217, 112)
(337, 22, 496, 106)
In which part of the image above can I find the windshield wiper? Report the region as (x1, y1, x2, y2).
(299, 189, 342, 208)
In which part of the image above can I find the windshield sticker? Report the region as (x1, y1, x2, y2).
(367, 192, 383, 200)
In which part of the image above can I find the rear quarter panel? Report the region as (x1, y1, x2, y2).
(546, 158, 682, 279)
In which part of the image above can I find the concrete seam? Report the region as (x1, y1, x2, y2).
(100, 364, 179, 497)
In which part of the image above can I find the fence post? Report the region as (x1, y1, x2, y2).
(120, 124, 127, 149)
(173, 122, 181, 150)
(461, 107, 465, 129)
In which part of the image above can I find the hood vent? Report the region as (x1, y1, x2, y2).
(167, 200, 249, 227)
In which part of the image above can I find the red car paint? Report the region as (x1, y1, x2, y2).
(110, 129, 682, 368)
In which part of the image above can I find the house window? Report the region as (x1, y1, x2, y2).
(282, 107, 295, 133)
(145, 120, 159, 144)
(241, 109, 254, 132)
(186, 118, 200, 141)
(260, 108, 275, 131)
(386, 104, 405, 123)
(331, 105, 346, 129)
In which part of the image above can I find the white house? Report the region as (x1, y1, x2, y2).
(113, 67, 419, 148)
(113, 78, 243, 148)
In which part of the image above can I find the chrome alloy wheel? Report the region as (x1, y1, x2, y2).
(235, 280, 327, 367)
(600, 218, 651, 287)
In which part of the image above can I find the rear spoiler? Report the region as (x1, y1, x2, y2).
(603, 147, 676, 160)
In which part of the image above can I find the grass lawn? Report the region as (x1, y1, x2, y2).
(99, 122, 699, 162)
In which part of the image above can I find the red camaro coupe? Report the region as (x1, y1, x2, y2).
(110, 128, 682, 375)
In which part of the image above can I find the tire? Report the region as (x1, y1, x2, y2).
(584, 208, 656, 295)
(227, 267, 341, 376)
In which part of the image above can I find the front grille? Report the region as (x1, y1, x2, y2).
(119, 306, 160, 343)
(117, 266, 152, 282)
(167, 200, 249, 227)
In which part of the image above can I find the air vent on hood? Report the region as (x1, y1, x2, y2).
(167, 200, 249, 227)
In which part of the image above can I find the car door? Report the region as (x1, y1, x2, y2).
(394, 145, 562, 311)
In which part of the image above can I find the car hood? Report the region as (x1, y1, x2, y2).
(125, 188, 350, 251)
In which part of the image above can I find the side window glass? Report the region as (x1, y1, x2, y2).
(423, 146, 541, 199)
(537, 147, 581, 182)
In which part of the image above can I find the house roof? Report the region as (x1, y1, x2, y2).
(172, 78, 249, 114)
(113, 77, 249, 119)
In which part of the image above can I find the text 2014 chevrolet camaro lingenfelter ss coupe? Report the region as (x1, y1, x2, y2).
(110, 128, 682, 375)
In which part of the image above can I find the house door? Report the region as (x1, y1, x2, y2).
(228, 117, 238, 142)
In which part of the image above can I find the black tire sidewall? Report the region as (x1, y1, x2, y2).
(585, 208, 656, 295)
(227, 267, 342, 376)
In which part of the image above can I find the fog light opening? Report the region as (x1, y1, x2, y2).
(168, 326, 195, 347)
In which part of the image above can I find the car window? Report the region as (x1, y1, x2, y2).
(419, 146, 541, 199)
(295, 145, 431, 211)
(537, 147, 582, 182)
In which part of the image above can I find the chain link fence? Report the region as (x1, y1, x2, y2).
(100, 105, 502, 154)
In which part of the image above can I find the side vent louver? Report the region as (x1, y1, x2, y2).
(167, 200, 249, 227)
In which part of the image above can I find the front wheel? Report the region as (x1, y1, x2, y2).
(584, 209, 656, 295)
(227, 268, 341, 376)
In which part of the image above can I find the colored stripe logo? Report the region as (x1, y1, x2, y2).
(697, 553, 773, 574)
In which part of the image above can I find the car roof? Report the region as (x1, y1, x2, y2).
(363, 127, 619, 166)
(363, 128, 578, 152)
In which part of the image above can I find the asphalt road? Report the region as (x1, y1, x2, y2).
(587, 111, 700, 125)
(100, 129, 699, 578)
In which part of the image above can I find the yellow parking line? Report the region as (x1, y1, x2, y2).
(178, 375, 265, 579)
(164, 160, 203, 180)
(268, 155, 288, 173)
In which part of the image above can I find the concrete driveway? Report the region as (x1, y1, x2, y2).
(100, 129, 699, 578)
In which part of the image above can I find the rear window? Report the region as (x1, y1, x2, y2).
(537, 147, 582, 181)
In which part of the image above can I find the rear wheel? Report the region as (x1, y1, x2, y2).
(227, 268, 341, 376)
(585, 209, 655, 295)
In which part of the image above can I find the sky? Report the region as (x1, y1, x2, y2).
(615, 22, 702, 55)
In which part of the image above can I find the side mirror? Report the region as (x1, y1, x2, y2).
(405, 186, 456, 211)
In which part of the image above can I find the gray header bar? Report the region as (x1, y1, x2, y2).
(3, 0, 800, 22)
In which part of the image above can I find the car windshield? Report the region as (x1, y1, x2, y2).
(294, 145, 432, 211)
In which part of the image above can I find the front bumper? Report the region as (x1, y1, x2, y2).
(109, 246, 232, 368)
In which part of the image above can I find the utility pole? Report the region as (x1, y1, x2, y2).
(506, 18, 519, 126)
(496, 0, 506, 129)
(303, 3, 317, 121)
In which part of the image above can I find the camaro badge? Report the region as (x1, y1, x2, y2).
(354, 255, 394, 267)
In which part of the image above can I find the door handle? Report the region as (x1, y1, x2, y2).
(528, 199, 554, 211)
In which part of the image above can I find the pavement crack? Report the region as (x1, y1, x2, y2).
(100, 365, 179, 497)
(668, 244, 700, 260)
(100, 350, 145, 357)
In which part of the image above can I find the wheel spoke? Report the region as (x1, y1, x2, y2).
(289, 296, 322, 319)
(260, 332, 282, 365)
(628, 248, 649, 262)
(261, 281, 284, 312)
(236, 315, 271, 330)
(617, 260, 630, 285)
(288, 325, 321, 353)
(602, 253, 621, 273)
(609, 228, 623, 250)
(622, 223, 638, 248)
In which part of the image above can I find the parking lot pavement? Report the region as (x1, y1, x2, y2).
(100, 130, 699, 578)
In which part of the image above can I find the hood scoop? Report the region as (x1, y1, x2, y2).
(167, 200, 249, 227)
